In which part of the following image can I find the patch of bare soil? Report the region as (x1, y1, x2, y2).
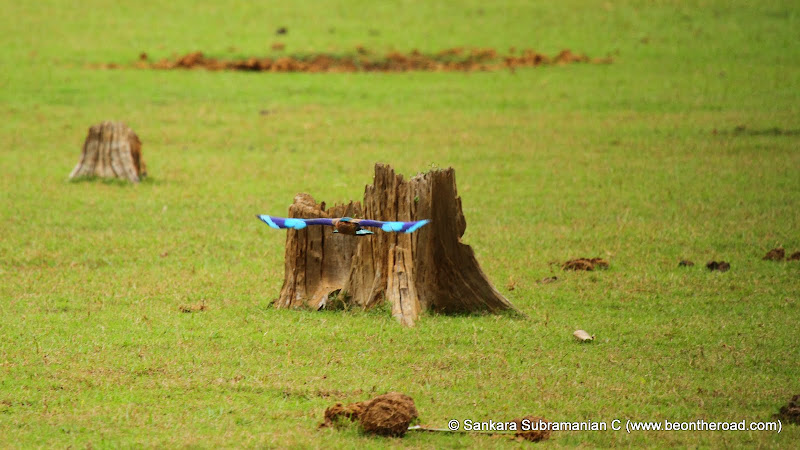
(788, 251, 800, 261)
(678, 260, 695, 267)
(320, 392, 418, 437)
(115, 47, 610, 73)
(511, 416, 552, 442)
(775, 394, 800, 425)
(763, 248, 785, 261)
(562, 258, 609, 271)
(706, 261, 730, 272)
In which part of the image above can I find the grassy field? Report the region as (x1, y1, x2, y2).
(1, 0, 799, 447)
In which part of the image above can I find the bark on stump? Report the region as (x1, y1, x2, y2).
(276, 163, 517, 326)
(69, 121, 146, 182)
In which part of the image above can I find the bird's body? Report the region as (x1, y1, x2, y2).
(256, 215, 430, 236)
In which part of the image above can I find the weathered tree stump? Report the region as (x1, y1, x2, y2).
(69, 121, 146, 182)
(276, 163, 517, 326)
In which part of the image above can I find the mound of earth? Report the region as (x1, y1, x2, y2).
(320, 401, 366, 428)
(119, 47, 611, 73)
(763, 248, 785, 261)
(562, 258, 609, 271)
(775, 394, 800, 425)
(511, 416, 552, 442)
(706, 261, 730, 272)
(320, 392, 418, 437)
(360, 392, 418, 437)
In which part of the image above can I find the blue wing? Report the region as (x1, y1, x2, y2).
(256, 215, 334, 230)
(257, 215, 430, 234)
(358, 219, 431, 233)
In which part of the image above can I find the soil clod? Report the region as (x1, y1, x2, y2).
(511, 416, 552, 442)
(763, 248, 785, 261)
(775, 394, 800, 425)
(678, 260, 694, 267)
(320, 401, 366, 428)
(788, 251, 800, 261)
(562, 258, 609, 271)
(706, 261, 730, 272)
(360, 392, 418, 437)
(539, 276, 558, 284)
(320, 392, 418, 437)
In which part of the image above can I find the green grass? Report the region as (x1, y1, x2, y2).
(1, 0, 799, 447)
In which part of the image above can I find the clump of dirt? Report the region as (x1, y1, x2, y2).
(562, 258, 609, 271)
(320, 401, 367, 428)
(539, 276, 558, 284)
(678, 260, 695, 267)
(511, 416, 552, 442)
(121, 47, 609, 74)
(789, 251, 800, 261)
(763, 248, 785, 261)
(360, 392, 419, 437)
(706, 261, 730, 272)
(179, 303, 207, 313)
(775, 394, 800, 425)
(320, 392, 418, 437)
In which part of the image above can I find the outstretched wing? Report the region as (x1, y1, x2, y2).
(357, 219, 430, 233)
(256, 215, 334, 230)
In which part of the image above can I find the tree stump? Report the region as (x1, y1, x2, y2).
(69, 121, 146, 182)
(276, 163, 517, 326)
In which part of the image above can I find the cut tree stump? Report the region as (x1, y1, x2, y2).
(69, 121, 146, 182)
(275, 163, 517, 326)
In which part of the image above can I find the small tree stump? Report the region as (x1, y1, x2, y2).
(69, 121, 146, 182)
(275, 163, 517, 326)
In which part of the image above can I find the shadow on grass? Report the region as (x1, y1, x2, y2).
(720, 126, 800, 137)
(68, 176, 157, 186)
(264, 296, 529, 324)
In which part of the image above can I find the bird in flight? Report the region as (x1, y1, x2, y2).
(256, 215, 430, 236)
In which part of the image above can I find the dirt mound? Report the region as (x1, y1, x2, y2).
(320, 401, 366, 428)
(120, 47, 609, 74)
(763, 248, 785, 261)
(562, 258, 609, 271)
(678, 260, 695, 267)
(320, 392, 418, 437)
(775, 394, 800, 425)
(788, 251, 800, 261)
(706, 261, 730, 272)
(360, 392, 418, 437)
(511, 416, 552, 442)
